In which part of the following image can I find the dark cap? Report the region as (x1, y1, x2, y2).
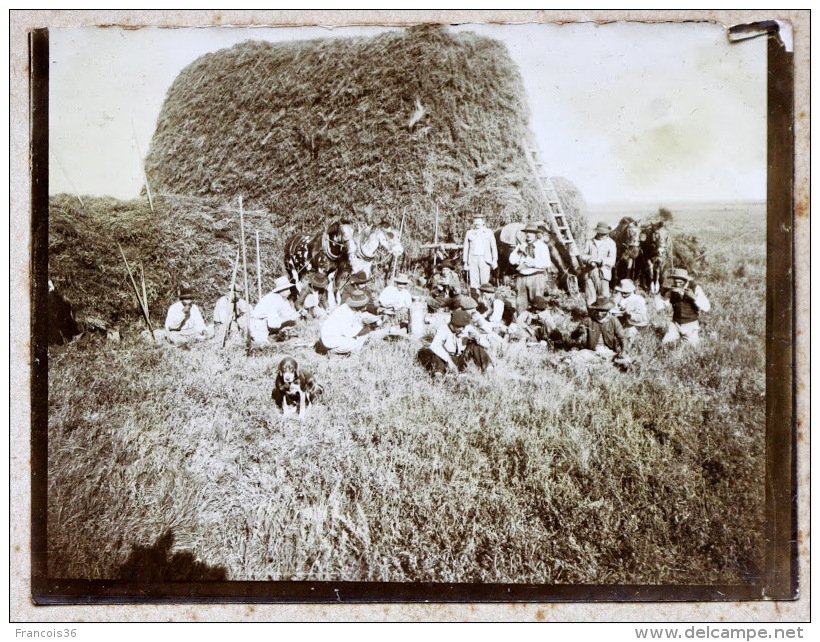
(451, 309, 472, 328)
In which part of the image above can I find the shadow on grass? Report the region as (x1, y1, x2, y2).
(115, 530, 227, 581)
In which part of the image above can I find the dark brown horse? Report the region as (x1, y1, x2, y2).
(609, 217, 642, 282)
(640, 221, 670, 294)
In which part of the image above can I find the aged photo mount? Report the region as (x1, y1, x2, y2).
(23, 13, 799, 608)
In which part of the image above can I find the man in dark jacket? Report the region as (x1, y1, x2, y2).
(661, 268, 711, 346)
(572, 296, 628, 359)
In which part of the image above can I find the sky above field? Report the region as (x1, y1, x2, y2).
(48, 21, 767, 206)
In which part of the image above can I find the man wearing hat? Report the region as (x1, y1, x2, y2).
(661, 268, 711, 346)
(337, 270, 379, 315)
(296, 271, 332, 319)
(319, 288, 378, 355)
(580, 222, 618, 304)
(572, 296, 628, 359)
(250, 276, 300, 344)
(378, 273, 413, 327)
(611, 278, 648, 341)
(509, 222, 552, 313)
(164, 286, 212, 344)
(476, 283, 507, 330)
(508, 295, 556, 343)
(417, 308, 493, 378)
(213, 279, 250, 336)
(462, 214, 498, 294)
(427, 259, 463, 312)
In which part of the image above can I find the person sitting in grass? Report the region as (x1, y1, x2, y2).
(476, 283, 506, 331)
(213, 280, 250, 337)
(417, 309, 493, 379)
(378, 273, 413, 328)
(318, 289, 379, 355)
(510, 295, 557, 343)
(661, 268, 711, 347)
(271, 356, 324, 417)
(426, 259, 463, 312)
(296, 271, 332, 319)
(163, 286, 212, 345)
(568, 297, 630, 365)
(250, 276, 300, 344)
(337, 270, 379, 314)
(611, 278, 648, 344)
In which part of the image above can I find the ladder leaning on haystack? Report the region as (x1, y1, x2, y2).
(521, 140, 581, 296)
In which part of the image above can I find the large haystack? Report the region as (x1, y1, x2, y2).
(145, 25, 583, 244)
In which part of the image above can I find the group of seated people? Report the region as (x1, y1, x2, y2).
(160, 260, 709, 386)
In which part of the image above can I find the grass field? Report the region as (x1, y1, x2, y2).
(47, 202, 766, 584)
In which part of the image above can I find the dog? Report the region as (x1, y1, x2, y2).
(271, 357, 324, 416)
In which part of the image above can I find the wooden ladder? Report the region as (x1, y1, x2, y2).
(522, 140, 581, 292)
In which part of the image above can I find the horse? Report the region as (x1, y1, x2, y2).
(284, 220, 403, 293)
(609, 217, 642, 282)
(640, 221, 670, 294)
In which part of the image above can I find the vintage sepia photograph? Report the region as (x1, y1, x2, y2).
(29, 15, 797, 604)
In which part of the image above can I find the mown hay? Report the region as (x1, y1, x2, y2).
(145, 25, 584, 244)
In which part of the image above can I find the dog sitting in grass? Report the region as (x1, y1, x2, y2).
(271, 357, 324, 417)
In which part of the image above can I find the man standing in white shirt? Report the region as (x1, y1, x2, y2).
(509, 222, 552, 313)
(463, 215, 498, 295)
(580, 222, 618, 304)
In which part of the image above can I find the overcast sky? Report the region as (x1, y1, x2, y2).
(48, 21, 766, 206)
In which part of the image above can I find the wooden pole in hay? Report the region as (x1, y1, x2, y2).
(221, 249, 241, 348)
(239, 196, 251, 351)
(255, 230, 263, 303)
(117, 244, 154, 335)
(391, 209, 406, 283)
(139, 263, 150, 321)
(131, 122, 154, 213)
(433, 202, 439, 267)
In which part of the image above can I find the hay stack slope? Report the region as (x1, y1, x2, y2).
(146, 25, 584, 242)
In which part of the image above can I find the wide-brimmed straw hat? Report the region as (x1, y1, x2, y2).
(478, 283, 495, 294)
(344, 289, 369, 309)
(589, 297, 614, 311)
(394, 273, 411, 285)
(450, 309, 472, 328)
(350, 271, 369, 284)
(614, 279, 636, 294)
(594, 222, 612, 234)
(669, 268, 691, 282)
(522, 221, 541, 234)
(272, 276, 293, 293)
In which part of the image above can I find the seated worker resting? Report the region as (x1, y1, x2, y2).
(476, 283, 508, 333)
(610, 278, 648, 342)
(661, 268, 711, 347)
(417, 309, 493, 378)
(318, 289, 379, 355)
(295, 271, 332, 319)
(213, 280, 250, 336)
(509, 295, 556, 343)
(271, 356, 324, 417)
(426, 259, 463, 312)
(568, 297, 629, 364)
(378, 273, 414, 329)
(250, 276, 300, 344)
(163, 286, 213, 344)
(337, 271, 379, 314)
